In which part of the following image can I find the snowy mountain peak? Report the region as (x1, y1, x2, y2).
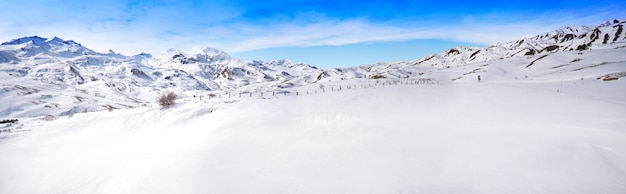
(189, 46, 233, 61)
(46, 36, 64, 43)
(0, 36, 98, 58)
(268, 58, 294, 65)
(163, 46, 227, 56)
(188, 46, 228, 56)
(156, 46, 234, 65)
(1, 36, 46, 46)
(553, 25, 593, 35)
(598, 19, 625, 27)
(1, 36, 80, 47)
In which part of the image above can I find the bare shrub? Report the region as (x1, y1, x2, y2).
(157, 92, 177, 108)
(370, 74, 386, 79)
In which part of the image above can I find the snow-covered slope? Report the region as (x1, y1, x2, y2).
(337, 19, 626, 79)
(0, 37, 319, 118)
(418, 19, 624, 68)
(1, 77, 625, 193)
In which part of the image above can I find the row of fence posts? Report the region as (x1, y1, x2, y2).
(202, 78, 437, 100)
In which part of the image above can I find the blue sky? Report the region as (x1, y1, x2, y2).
(1, 0, 624, 68)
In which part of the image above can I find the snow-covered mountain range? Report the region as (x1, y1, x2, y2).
(1, 19, 625, 118)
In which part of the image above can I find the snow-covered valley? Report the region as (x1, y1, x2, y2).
(0, 20, 625, 193)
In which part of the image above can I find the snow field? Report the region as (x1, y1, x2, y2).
(1, 80, 625, 193)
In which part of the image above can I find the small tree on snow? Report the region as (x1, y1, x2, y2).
(157, 92, 177, 108)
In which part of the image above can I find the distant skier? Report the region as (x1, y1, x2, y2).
(477, 75, 481, 83)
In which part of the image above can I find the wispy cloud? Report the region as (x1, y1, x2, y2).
(0, 0, 624, 57)
(221, 9, 623, 52)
